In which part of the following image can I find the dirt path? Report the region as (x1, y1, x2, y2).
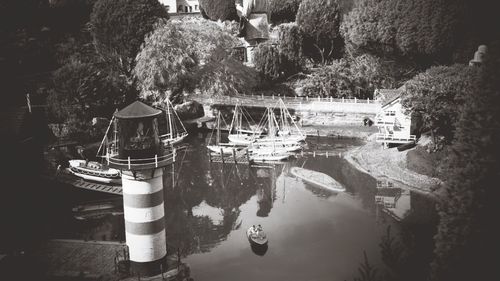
(344, 134, 442, 195)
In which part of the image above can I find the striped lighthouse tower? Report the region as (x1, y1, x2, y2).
(108, 101, 176, 276)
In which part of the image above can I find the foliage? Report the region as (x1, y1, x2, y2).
(341, 0, 470, 65)
(431, 60, 500, 281)
(401, 64, 480, 147)
(198, 49, 261, 97)
(296, 0, 343, 64)
(277, 23, 304, 65)
(253, 42, 302, 82)
(268, 0, 302, 25)
(198, 0, 237, 21)
(90, 0, 168, 75)
(300, 54, 395, 98)
(47, 59, 130, 140)
(133, 20, 197, 104)
(353, 251, 379, 281)
(170, 18, 240, 64)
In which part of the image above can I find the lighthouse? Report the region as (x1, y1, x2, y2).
(107, 101, 176, 276)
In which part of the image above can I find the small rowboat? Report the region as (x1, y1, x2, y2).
(290, 167, 345, 192)
(246, 226, 268, 245)
(68, 160, 121, 184)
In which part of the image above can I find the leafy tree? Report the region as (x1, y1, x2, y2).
(300, 54, 394, 98)
(401, 64, 480, 148)
(253, 42, 302, 82)
(198, 0, 237, 21)
(277, 23, 304, 65)
(90, 0, 168, 75)
(431, 59, 500, 281)
(133, 20, 197, 104)
(269, 0, 302, 25)
(341, 0, 477, 66)
(198, 49, 261, 97)
(296, 0, 343, 64)
(47, 59, 129, 140)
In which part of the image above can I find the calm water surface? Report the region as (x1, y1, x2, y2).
(50, 133, 436, 281)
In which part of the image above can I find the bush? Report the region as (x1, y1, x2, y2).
(198, 0, 237, 21)
(269, 0, 302, 25)
(253, 42, 302, 82)
(90, 0, 168, 74)
(296, 0, 343, 64)
(277, 23, 304, 64)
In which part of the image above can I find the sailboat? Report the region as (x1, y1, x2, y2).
(276, 99, 306, 142)
(228, 104, 261, 145)
(68, 117, 122, 184)
(207, 112, 243, 155)
(250, 108, 291, 162)
(160, 98, 188, 146)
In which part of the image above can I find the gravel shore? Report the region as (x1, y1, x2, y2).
(344, 134, 442, 196)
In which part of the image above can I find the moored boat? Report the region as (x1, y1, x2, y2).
(68, 160, 121, 184)
(160, 98, 188, 146)
(290, 167, 345, 192)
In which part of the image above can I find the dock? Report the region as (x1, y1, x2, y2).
(54, 172, 123, 195)
(208, 148, 251, 164)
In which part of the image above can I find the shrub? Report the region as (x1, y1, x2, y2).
(269, 0, 302, 25)
(296, 0, 343, 64)
(198, 0, 237, 21)
(253, 42, 302, 82)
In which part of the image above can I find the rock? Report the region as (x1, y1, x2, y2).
(174, 101, 205, 120)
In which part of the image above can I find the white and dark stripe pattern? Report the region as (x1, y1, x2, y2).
(122, 169, 166, 263)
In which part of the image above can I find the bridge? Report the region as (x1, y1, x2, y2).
(187, 94, 381, 116)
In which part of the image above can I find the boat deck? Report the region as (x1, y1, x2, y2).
(208, 148, 251, 164)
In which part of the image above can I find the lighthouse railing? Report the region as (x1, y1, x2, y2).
(108, 150, 176, 170)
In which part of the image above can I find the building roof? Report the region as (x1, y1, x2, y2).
(114, 101, 162, 119)
(376, 85, 407, 107)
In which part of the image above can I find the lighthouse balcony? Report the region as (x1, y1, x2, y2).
(107, 150, 176, 171)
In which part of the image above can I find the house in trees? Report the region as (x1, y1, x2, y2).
(374, 86, 416, 148)
(159, 0, 200, 14)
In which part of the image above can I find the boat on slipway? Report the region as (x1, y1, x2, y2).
(290, 167, 345, 193)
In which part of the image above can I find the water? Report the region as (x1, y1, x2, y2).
(44, 133, 437, 280)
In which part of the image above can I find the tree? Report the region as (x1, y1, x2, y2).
(296, 0, 343, 64)
(341, 0, 471, 66)
(431, 59, 500, 281)
(90, 0, 168, 76)
(401, 64, 480, 148)
(198, 0, 237, 21)
(133, 20, 197, 105)
(47, 59, 130, 140)
(253, 42, 302, 82)
(268, 0, 302, 25)
(277, 23, 304, 65)
(197, 49, 261, 97)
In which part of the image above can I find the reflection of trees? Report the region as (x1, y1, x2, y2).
(162, 137, 258, 258)
(255, 164, 284, 217)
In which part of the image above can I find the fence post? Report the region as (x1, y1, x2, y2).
(342, 97, 344, 103)
(272, 94, 275, 99)
(306, 96, 309, 101)
(354, 97, 357, 103)
(155, 154, 158, 168)
(367, 98, 370, 104)
(330, 96, 333, 102)
(128, 157, 131, 169)
(318, 96, 320, 101)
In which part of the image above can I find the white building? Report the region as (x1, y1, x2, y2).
(159, 0, 200, 14)
(374, 86, 416, 147)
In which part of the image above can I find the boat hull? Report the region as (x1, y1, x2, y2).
(228, 134, 256, 145)
(161, 133, 188, 146)
(68, 168, 122, 184)
(207, 145, 241, 155)
(251, 152, 290, 162)
(290, 167, 345, 192)
(246, 227, 268, 245)
(68, 160, 121, 184)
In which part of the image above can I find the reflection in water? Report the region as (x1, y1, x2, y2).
(48, 134, 437, 281)
(375, 180, 412, 222)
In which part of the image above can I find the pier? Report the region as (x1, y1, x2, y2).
(208, 147, 251, 164)
(52, 172, 122, 195)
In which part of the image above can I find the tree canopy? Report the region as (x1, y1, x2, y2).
(401, 64, 480, 147)
(90, 0, 168, 75)
(198, 0, 237, 21)
(268, 0, 302, 25)
(296, 0, 343, 64)
(431, 58, 500, 281)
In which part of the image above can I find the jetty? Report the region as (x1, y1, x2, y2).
(52, 171, 122, 195)
(208, 147, 251, 164)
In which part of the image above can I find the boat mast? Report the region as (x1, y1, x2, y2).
(167, 99, 173, 138)
(216, 111, 221, 145)
(229, 104, 237, 135)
